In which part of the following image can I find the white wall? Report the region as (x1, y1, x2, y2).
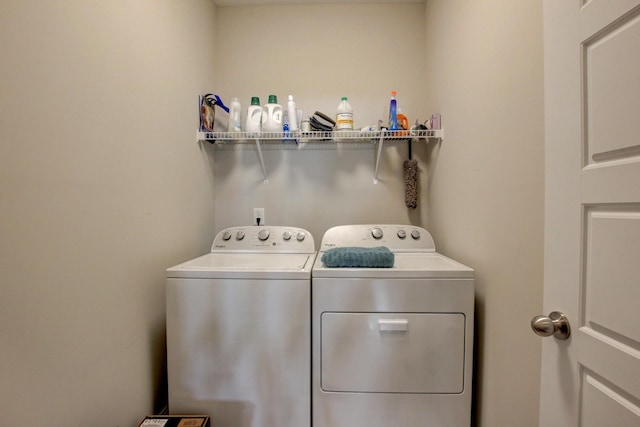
(424, 1, 544, 426)
(213, 3, 431, 240)
(0, 1, 217, 425)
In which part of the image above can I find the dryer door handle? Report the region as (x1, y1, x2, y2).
(378, 319, 409, 332)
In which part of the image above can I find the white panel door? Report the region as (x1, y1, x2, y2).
(541, 1, 640, 426)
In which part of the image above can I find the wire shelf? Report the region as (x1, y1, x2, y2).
(197, 129, 443, 143)
(196, 128, 444, 184)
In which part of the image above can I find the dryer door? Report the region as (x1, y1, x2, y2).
(321, 312, 466, 394)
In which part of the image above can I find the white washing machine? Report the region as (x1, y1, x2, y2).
(312, 224, 474, 427)
(166, 226, 316, 427)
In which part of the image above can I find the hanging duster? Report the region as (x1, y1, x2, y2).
(403, 137, 418, 209)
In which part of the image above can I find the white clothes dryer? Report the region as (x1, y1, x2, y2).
(312, 224, 474, 427)
(166, 226, 316, 427)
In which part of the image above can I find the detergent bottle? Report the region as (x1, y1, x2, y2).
(388, 91, 399, 131)
(245, 96, 262, 134)
(262, 95, 283, 133)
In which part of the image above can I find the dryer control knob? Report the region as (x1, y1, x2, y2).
(296, 232, 306, 241)
(235, 231, 245, 240)
(411, 229, 421, 240)
(397, 230, 407, 239)
(222, 231, 232, 241)
(371, 227, 384, 239)
(258, 229, 270, 241)
(283, 231, 292, 241)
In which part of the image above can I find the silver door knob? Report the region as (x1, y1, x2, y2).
(530, 311, 571, 340)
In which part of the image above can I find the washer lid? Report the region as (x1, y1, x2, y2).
(166, 252, 316, 279)
(312, 252, 473, 279)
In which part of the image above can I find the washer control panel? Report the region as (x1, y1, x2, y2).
(320, 224, 436, 252)
(212, 226, 315, 253)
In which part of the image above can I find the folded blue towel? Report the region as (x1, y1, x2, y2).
(321, 246, 394, 268)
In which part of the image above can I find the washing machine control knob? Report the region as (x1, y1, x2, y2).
(411, 229, 421, 240)
(222, 231, 232, 241)
(258, 229, 270, 241)
(371, 227, 384, 239)
(296, 232, 306, 241)
(282, 231, 292, 241)
(235, 231, 245, 240)
(397, 230, 407, 239)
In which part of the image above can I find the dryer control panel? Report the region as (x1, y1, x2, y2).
(319, 224, 436, 253)
(211, 226, 315, 253)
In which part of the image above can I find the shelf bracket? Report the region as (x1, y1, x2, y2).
(373, 132, 385, 184)
(254, 138, 268, 184)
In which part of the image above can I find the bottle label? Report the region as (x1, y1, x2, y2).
(336, 112, 354, 130)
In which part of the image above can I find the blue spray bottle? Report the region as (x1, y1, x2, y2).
(389, 91, 399, 131)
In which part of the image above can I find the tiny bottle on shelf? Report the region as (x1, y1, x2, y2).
(430, 113, 441, 130)
(300, 116, 311, 143)
(282, 111, 291, 142)
(397, 108, 409, 136)
(287, 95, 299, 131)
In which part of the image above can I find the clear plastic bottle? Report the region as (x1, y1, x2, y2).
(388, 91, 399, 131)
(262, 94, 283, 133)
(227, 97, 242, 133)
(245, 96, 262, 134)
(335, 96, 354, 131)
(287, 95, 298, 131)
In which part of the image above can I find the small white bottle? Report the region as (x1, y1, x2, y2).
(245, 96, 262, 134)
(335, 96, 354, 131)
(287, 95, 298, 131)
(227, 97, 242, 133)
(262, 95, 283, 133)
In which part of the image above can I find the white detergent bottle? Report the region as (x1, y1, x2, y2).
(227, 97, 242, 133)
(245, 96, 262, 134)
(287, 95, 298, 131)
(262, 95, 283, 133)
